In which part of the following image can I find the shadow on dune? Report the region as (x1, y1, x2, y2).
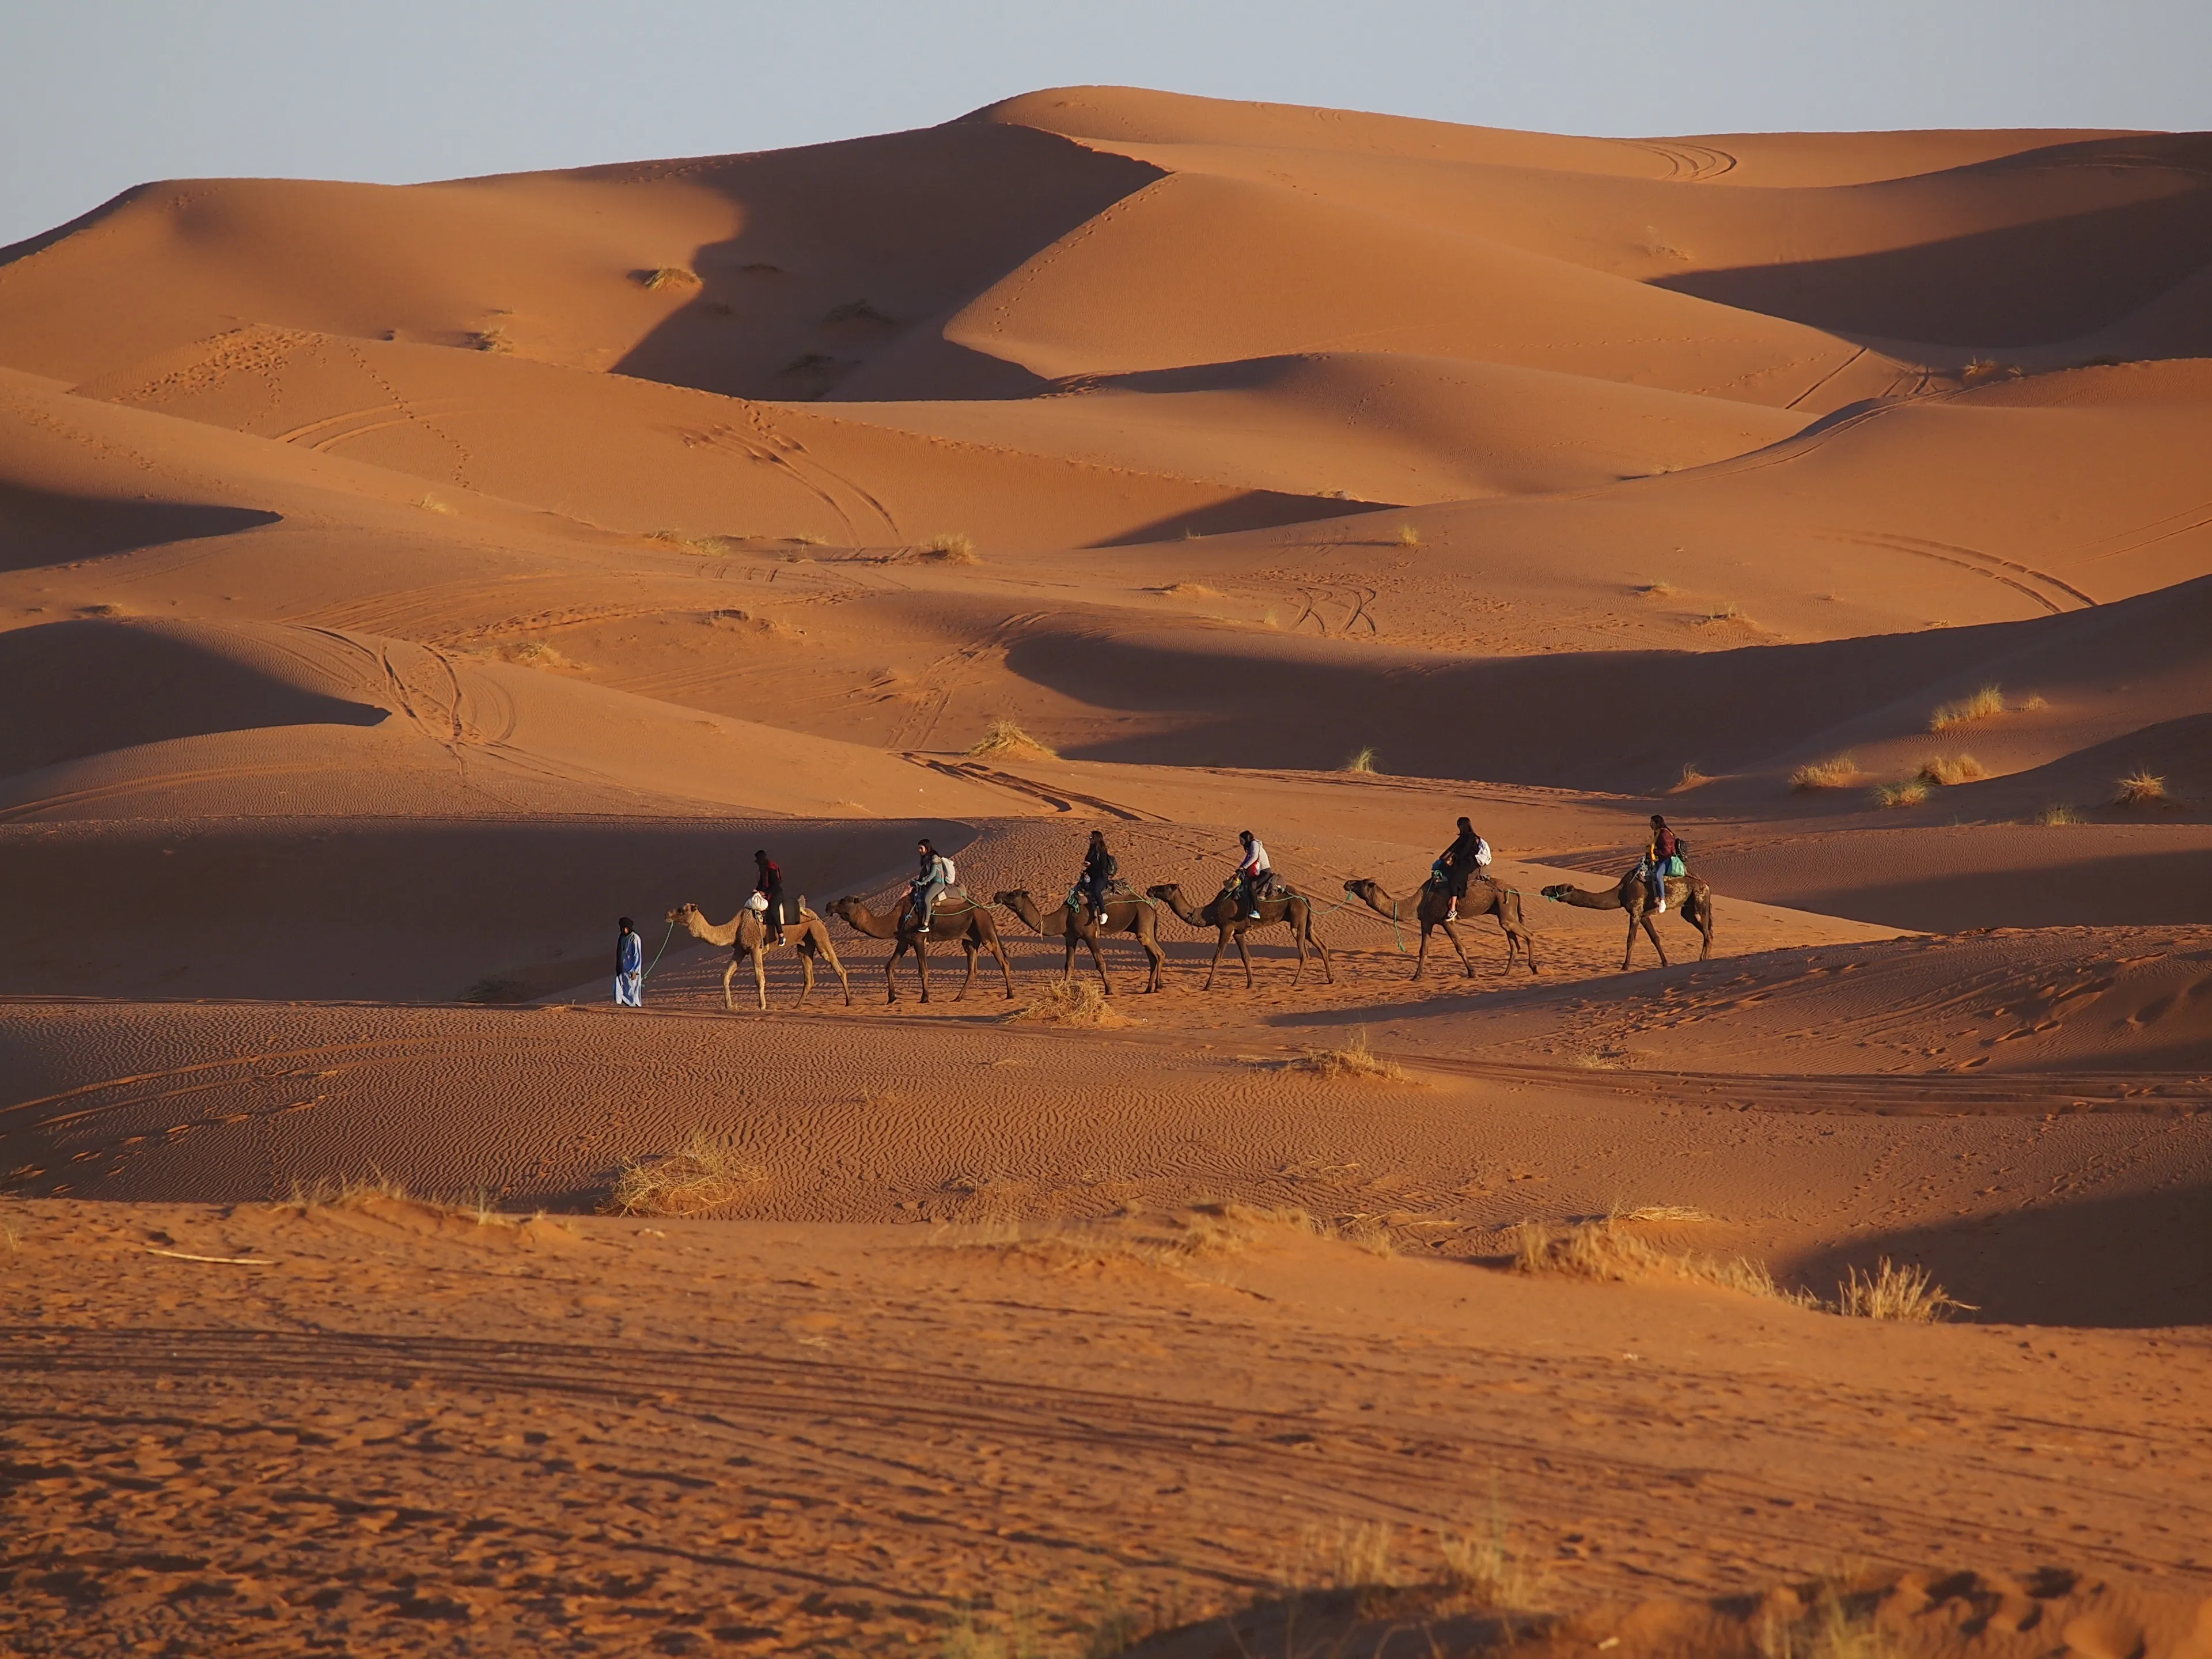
(1746, 842, 2212, 931)
(1654, 135, 2212, 348)
(1789, 1184, 2212, 1328)
(0, 620, 384, 779)
(0, 483, 279, 572)
(1007, 573, 2212, 789)
(607, 123, 1161, 401)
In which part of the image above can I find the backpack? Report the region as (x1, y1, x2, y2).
(1472, 836, 1492, 868)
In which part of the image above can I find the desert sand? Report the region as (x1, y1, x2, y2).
(2, 86, 2210, 1658)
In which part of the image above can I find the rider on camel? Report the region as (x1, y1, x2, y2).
(1234, 830, 1271, 921)
(1078, 830, 1117, 928)
(1434, 816, 1490, 922)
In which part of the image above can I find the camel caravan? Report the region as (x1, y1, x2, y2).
(642, 816, 1713, 1012)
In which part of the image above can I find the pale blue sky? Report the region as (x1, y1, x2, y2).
(5, 0, 2207, 249)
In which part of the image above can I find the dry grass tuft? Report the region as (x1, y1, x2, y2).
(1915, 753, 1990, 787)
(416, 494, 456, 514)
(1961, 358, 2023, 384)
(1695, 602, 1759, 629)
(2115, 768, 2175, 808)
(918, 530, 979, 565)
(1930, 684, 2006, 731)
(949, 1203, 1312, 1279)
(278, 1175, 531, 1230)
(1303, 1518, 1400, 1589)
(1671, 762, 1711, 793)
(1342, 745, 1381, 775)
(1002, 977, 1134, 1029)
(1154, 580, 1219, 599)
(2020, 693, 2048, 711)
(1833, 1257, 1973, 1322)
(1791, 754, 1859, 792)
(1279, 1031, 1413, 1084)
(2033, 802, 2082, 826)
(968, 717, 1057, 760)
(603, 1130, 764, 1218)
(1395, 524, 1423, 548)
(634, 266, 699, 290)
(1637, 578, 1676, 598)
(1512, 1215, 1812, 1305)
(1870, 779, 1929, 809)
(1437, 1502, 1552, 1611)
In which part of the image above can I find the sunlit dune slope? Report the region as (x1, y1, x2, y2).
(70, 325, 1349, 547)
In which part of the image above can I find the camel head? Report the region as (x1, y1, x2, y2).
(667, 903, 702, 926)
(1539, 884, 1571, 902)
(1344, 878, 1380, 904)
(827, 895, 861, 923)
(1145, 882, 1183, 903)
(993, 890, 1043, 931)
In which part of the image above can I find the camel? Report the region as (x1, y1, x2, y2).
(994, 887, 1166, 995)
(828, 891, 1015, 1004)
(1343, 875, 1537, 979)
(666, 900, 853, 1012)
(1539, 868, 1714, 969)
(1146, 881, 1332, 991)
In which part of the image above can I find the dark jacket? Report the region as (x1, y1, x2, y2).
(1441, 830, 1483, 871)
(1082, 847, 1117, 882)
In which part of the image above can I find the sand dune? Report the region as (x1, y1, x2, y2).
(3, 82, 2210, 1655)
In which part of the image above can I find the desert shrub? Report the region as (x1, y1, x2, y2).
(634, 266, 699, 290)
(1638, 578, 1676, 597)
(1512, 1215, 1809, 1304)
(1154, 581, 1218, 598)
(2033, 802, 2081, 825)
(2114, 769, 2174, 808)
(1395, 524, 1423, 548)
(1929, 684, 2005, 731)
(1280, 1031, 1410, 1083)
(1671, 763, 1711, 792)
(603, 1130, 763, 1218)
(1343, 745, 1380, 774)
(1791, 754, 1858, 791)
(1003, 978, 1132, 1028)
(968, 718, 1056, 759)
(1915, 753, 1989, 787)
(1870, 779, 1928, 809)
(919, 530, 979, 565)
(1832, 1257, 1972, 1322)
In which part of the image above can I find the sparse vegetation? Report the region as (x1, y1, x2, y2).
(634, 266, 699, 290)
(2033, 802, 2081, 825)
(1154, 581, 1219, 599)
(647, 529, 747, 556)
(950, 1203, 1314, 1277)
(462, 326, 513, 354)
(416, 494, 456, 514)
(1343, 745, 1381, 774)
(2115, 768, 2175, 808)
(968, 718, 1056, 760)
(1671, 762, 1711, 793)
(603, 1129, 764, 1218)
(1638, 578, 1676, 598)
(1871, 779, 1929, 809)
(1510, 1215, 1808, 1305)
(1278, 1031, 1413, 1084)
(1436, 1495, 1551, 1611)
(1791, 754, 1859, 791)
(488, 639, 577, 671)
(1929, 684, 2006, 731)
(1002, 978, 1134, 1029)
(919, 530, 980, 565)
(1915, 753, 1989, 787)
(1696, 601, 1756, 627)
(1395, 524, 1423, 548)
(1833, 1257, 1973, 1322)
(1960, 358, 2023, 384)
(2020, 693, 2048, 711)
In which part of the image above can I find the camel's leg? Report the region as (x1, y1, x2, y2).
(1140, 927, 1165, 993)
(1691, 895, 1715, 960)
(1083, 932, 1113, 995)
(721, 958, 739, 1014)
(1237, 931, 1255, 989)
(1203, 931, 1228, 991)
(794, 947, 815, 1009)
(817, 929, 853, 1006)
(1312, 923, 1332, 983)
(1412, 921, 1430, 980)
(1444, 921, 1474, 978)
(1631, 910, 1669, 969)
(915, 941, 933, 1004)
(991, 933, 1016, 999)
(884, 941, 903, 1005)
(954, 937, 979, 1002)
(1061, 933, 1079, 984)
(752, 946, 768, 1012)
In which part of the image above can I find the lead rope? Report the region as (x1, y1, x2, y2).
(638, 919, 677, 984)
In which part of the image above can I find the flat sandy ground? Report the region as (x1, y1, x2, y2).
(3, 86, 2210, 1658)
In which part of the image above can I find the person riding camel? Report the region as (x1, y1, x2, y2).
(909, 838, 956, 934)
(1233, 830, 1271, 921)
(1433, 816, 1491, 922)
(1078, 830, 1117, 928)
(752, 849, 789, 947)
(1643, 814, 1684, 914)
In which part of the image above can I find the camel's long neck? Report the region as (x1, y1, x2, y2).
(1363, 889, 1406, 922)
(688, 916, 740, 946)
(847, 904, 900, 938)
(1165, 893, 1209, 926)
(1556, 885, 1623, 911)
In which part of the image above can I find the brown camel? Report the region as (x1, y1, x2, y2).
(1343, 876, 1537, 979)
(1146, 880, 1332, 991)
(994, 887, 1166, 995)
(1539, 868, 1715, 969)
(666, 900, 853, 1012)
(828, 892, 1015, 1004)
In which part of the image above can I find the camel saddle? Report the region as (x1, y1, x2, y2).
(1067, 878, 1136, 907)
